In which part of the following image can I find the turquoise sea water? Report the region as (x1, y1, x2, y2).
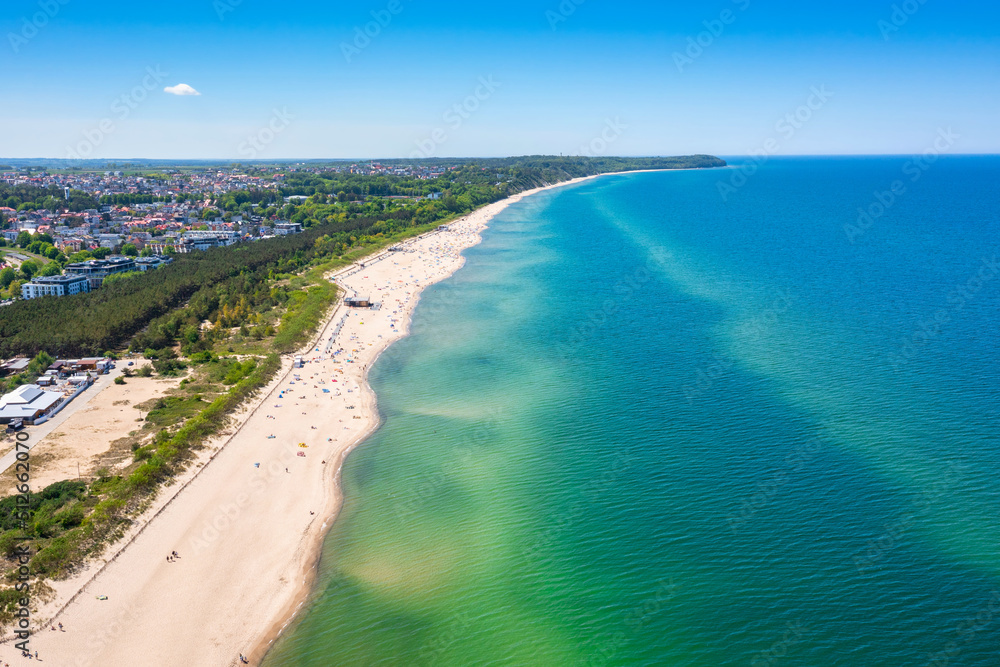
(265, 157, 1000, 666)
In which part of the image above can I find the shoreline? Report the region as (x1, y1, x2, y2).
(15, 168, 695, 666)
(250, 174, 603, 663)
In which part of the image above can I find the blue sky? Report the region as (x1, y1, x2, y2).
(2, 0, 998, 159)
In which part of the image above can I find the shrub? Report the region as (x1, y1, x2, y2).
(55, 505, 85, 529)
(31, 536, 72, 576)
(152, 358, 187, 376)
(0, 532, 24, 558)
(189, 350, 214, 363)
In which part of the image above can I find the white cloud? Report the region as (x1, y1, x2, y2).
(164, 83, 201, 96)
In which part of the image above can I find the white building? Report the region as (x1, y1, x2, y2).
(274, 222, 302, 235)
(134, 255, 174, 271)
(0, 384, 63, 423)
(63, 256, 136, 289)
(182, 230, 238, 250)
(97, 233, 123, 248)
(21, 274, 91, 299)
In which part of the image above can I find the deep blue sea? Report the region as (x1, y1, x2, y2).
(265, 157, 1000, 666)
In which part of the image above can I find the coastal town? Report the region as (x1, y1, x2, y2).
(0, 162, 452, 302)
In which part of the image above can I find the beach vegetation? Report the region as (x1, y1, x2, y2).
(141, 395, 205, 428)
(151, 358, 187, 376)
(0, 481, 87, 533)
(0, 155, 727, 629)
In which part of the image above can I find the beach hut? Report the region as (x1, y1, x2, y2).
(345, 296, 372, 308)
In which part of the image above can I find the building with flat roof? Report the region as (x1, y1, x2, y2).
(274, 222, 303, 235)
(183, 230, 238, 250)
(21, 274, 91, 299)
(63, 256, 136, 289)
(134, 255, 174, 271)
(0, 384, 63, 423)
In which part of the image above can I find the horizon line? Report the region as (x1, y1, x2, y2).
(1, 153, 999, 164)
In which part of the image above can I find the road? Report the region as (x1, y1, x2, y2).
(0, 249, 51, 267)
(0, 364, 125, 482)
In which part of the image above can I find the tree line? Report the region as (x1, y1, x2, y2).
(0, 155, 724, 358)
(0, 183, 98, 214)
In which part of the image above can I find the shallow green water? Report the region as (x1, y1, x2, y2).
(265, 158, 1000, 666)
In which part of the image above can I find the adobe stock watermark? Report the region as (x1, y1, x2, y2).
(886, 255, 998, 371)
(924, 590, 1000, 667)
(879, 0, 930, 40)
(716, 85, 834, 202)
(65, 66, 168, 160)
(578, 118, 628, 157)
(187, 446, 298, 554)
(852, 459, 967, 574)
(751, 621, 809, 667)
(683, 289, 794, 405)
(410, 76, 501, 159)
(72, 602, 139, 667)
(545, 0, 585, 30)
(521, 452, 635, 565)
(844, 127, 960, 243)
(555, 245, 671, 359)
(389, 408, 504, 522)
(673, 0, 752, 73)
(8, 0, 70, 53)
(727, 438, 821, 533)
(415, 613, 474, 664)
(213, 0, 243, 20)
(341, 0, 406, 63)
(238, 108, 294, 159)
(585, 578, 678, 667)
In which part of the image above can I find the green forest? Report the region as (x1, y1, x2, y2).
(0, 183, 98, 214)
(0, 217, 368, 357)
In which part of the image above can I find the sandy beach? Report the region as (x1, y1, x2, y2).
(2, 173, 619, 666)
